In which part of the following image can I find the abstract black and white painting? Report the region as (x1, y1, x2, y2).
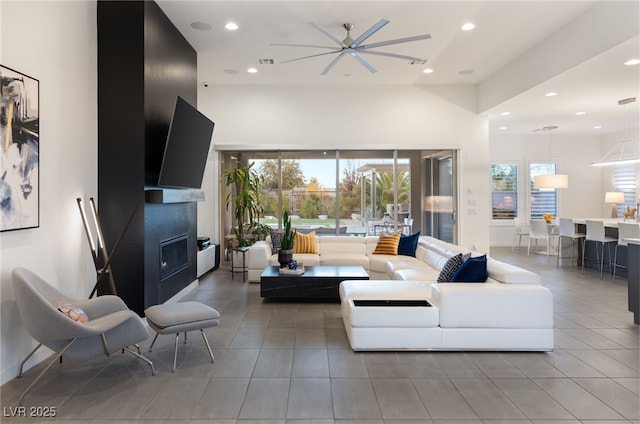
(1, 65, 39, 232)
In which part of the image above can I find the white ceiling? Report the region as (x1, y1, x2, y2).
(158, 1, 640, 137)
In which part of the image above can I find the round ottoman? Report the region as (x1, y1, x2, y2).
(145, 301, 220, 372)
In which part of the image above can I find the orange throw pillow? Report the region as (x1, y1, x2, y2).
(372, 231, 402, 255)
(58, 302, 89, 324)
(293, 231, 318, 254)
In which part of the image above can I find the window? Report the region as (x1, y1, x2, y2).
(529, 162, 558, 219)
(223, 150, 415, 237)
(613, 163, 637, 214)
(491, 163, 518, 219)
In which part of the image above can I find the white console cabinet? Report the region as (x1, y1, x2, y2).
(197, 247, 216, 278)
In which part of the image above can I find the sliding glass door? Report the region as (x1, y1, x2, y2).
(422, 150, 457, 243)
(221, 149, 456, 245)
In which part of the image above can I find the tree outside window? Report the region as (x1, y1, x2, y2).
(491, 163, 518, 219)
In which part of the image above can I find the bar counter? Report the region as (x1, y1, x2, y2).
(627, 238, 640, 324)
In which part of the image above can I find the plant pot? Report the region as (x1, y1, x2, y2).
(278, 249, 293, 268)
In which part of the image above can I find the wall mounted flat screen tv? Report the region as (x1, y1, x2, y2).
(157, 96, 214, 189)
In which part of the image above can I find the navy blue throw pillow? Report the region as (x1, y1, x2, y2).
(398, 232, 420, 257)
(451, 254, 488, 282)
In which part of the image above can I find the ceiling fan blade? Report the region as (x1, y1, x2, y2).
(321, 51, 348, 75)
(358, 49, 425, 62)
(350, 51, 377, 74)
(309, 22, 344, 47)
(280, 50, 342, 64)
(350, 18, 389, 48)
(271, 43, 340, 50)
(359, 34, 431, 50)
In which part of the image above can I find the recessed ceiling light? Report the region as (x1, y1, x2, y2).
(501, 111, 511, 116)
(593, 125, 602, 129)
(247, 67, 258, 74)
(225, 22, 239, 31)
(499, 126, 508, 130)
(624, 58, 640, 66)
(190, 21, 212, 31)
(458, 69, 474, 75)
(576, 111, 586, 115)
(461, 22, 476, 31)
(545, 92, 558, 97)
(422, 68, 434, 74)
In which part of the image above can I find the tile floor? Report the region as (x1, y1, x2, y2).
(1, 247, 638, 423)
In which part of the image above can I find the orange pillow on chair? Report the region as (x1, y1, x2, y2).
(372, 231, 402, 255)
(293, 231, 318, 254)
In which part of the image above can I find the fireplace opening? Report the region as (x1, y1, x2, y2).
(160, 234, 189, 281)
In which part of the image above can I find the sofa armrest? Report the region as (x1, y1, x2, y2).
(248, 241, 272, 271)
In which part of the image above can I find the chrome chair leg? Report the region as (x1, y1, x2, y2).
(172, 333, 180, 373)
(18, 339, 76, 405)
(17, 343, 43, 378)
(201, 329, 215, 363)
(148, 333, 160, 352)
(124, 346, 156, 376)
(101, 333, 111, 356)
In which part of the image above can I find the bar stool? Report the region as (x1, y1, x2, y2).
(612, 222, 640, 282)
(582, 220, 617, 279)
(556, 218, 585, 270)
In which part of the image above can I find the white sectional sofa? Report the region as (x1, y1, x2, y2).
(246, 235, 399, 282)
(340, 236, 554, 351)
(247, 234, 554, 351)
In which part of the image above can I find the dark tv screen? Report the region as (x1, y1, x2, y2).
(157, 96, 214, 189)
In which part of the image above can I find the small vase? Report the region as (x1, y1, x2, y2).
(278, 249, 293, 268)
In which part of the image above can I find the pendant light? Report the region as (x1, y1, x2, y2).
(533, 125, 569, 189)
(591, 97, 639, 166)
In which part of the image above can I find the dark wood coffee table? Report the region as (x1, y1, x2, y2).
(260, 265, 369, 300)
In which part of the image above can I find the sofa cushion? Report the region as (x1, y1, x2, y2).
(392, 268, 441, 281)
(368, 254, 399, 275)
(437, 253, 470, 282)
(430, 282, 553, 329)
(398, 232, 420, 257)
(487, 259, 541, 284)
(268, 253, 320, 267)
(451, 254, 488, 282)
(386, 257, 431, 275)
(372, 231, 401, 255)
(340, 280, 433, 301)
(318, 236, 367, 256)
(320, 253, 369, 269)
(294, 231, 318, 254)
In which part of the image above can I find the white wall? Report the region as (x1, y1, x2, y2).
(0, 1, 97, 385)
(489, 132, 603, 246)
(197, 84, 491, 252)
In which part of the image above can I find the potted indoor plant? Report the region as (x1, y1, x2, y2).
(223, 161, 264, 247)
(278, 210, 296, 267)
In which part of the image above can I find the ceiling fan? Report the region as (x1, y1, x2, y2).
(272, 19, 431, 75)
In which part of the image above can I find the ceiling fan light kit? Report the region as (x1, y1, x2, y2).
(273, 18, 431, 75)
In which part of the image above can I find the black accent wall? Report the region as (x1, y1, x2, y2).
(97, 0, 198, 314)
